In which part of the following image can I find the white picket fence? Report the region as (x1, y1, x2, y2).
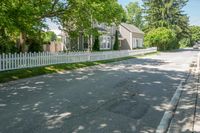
(0, 47, 157, 71)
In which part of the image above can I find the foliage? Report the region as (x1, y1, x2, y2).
(0, 40, 17, 54)
(42, 31, 57, 44)
(145, 27, 177, 51)
(0, 0, 65, 52)
(60, 0, 125, 39)
(27, 38, 43, 53)
(190, 26, 200, 45)
(0, 0, 125, 52)
(113, 30, 119, 50)
(143, 0, 190, 45)
(92, 36, 100, 51)
(179, 38, 191, 48)
(0, 34, 18, 54)
(125, 2, 144, 29)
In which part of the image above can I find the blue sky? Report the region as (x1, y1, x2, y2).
(49, 0, 200, 34)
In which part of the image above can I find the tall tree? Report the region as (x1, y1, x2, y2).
(59, 0, 125, 44)
(125, 2, 144, 29)
(0, 0, 125, 52)
(190, 26, 200, 44)
(0, 0, 67, 52)
(143, 0, 190, 42)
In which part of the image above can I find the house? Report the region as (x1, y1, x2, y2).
(61, 23, 144, 51)
(119, 23, 144, 50)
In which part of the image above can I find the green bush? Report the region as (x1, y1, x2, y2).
(144, 27, 177, 51)
(0, 38, 17, 54)
(190, 26, 200, 45)
(27, 38, 43, 52)
(42, 31, 57, 44)
(113, 30, 119, 50)
(92, 36, 100, 51)
(179, 38, 191, 48)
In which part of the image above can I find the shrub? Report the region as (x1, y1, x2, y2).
(27, 38, 43, 52)
(179, 38, 191, 48)
(190, 26, 200, 45)
(92, 36, 100, 51)
(113, 30, 119, 50)
(0, 37, 17, 54)
(144, 27, 177, 51)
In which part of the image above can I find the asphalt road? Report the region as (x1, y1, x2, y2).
(0, 49, 199, 133)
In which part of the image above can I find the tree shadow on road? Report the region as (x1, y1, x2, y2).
(0, 57, 191, 133)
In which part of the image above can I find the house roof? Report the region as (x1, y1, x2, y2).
(120, 23, 144, 34)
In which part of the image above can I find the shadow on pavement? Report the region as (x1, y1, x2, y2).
(0, 58, 189, 133)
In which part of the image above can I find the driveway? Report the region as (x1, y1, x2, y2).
(0, 49, 199, 133)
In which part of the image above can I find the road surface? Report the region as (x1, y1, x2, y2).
(0, 49, 199, 133)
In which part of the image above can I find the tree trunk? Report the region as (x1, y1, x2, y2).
(18, 32, 26, 52)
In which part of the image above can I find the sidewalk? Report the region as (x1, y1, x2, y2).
(168, 62, 199, 133)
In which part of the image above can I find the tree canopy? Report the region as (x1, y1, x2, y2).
(125, 2, 143, 29)
(190, 26, 200, 44)
(145, 27, 177, 51)
(143, 0, 190, 50)
(0, 0, 125, 52)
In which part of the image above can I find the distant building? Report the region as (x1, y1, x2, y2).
(119, 23, 144, 50)
(61, 23, 144, 51)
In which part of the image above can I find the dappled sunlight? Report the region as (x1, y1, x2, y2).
(97, 123, 107, 129)
(45, 112, 72, 129)
(0, 104, 7, 107)
(72, 125, 85, 133)
(0, 51, 194, 132)
(75, 75, 88, 80)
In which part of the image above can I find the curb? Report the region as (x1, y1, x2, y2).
(156, 81, 184, 133)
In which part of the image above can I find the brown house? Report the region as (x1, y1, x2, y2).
(119, 23, 144, 50)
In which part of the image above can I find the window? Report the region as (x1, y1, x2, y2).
(100, 35, 111, 49)
(133, 38, 143, 48)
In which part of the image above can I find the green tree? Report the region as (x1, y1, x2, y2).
(143, 0, 190, 46)
(190, 26, 200, 45)
(0, 0, 66, 52)
(42, 31, 57, 43)
(0, 0, 125, 52)
(113, 30, 119, 50)
(60, 0, 125, 46)
(92, 35, 100, 51)
(125, 2, 143, 29)
(145, 27, 177, 51)
(27, 38, 43, 53)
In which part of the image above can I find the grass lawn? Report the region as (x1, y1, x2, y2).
(0, 52, 158, 83)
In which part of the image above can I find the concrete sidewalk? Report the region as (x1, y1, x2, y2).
(167, 63, 200, 133)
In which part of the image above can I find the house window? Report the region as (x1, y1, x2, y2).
(133, 38, 143, 48)
(100, 35, 111, 49)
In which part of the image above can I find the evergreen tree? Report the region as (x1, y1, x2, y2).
(143, 0, 190, 48)
(92, 36, 100, 51)
(113, 31, 119, 50)
(143, 0, 189, 33)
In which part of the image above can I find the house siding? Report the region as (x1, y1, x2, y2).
(119, 25, 131, 50)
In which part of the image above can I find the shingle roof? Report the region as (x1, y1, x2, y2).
(120, 23, 144, 34)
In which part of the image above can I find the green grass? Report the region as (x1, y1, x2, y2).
(0, 52, 159, 83)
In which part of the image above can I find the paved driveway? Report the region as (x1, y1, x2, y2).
(0, 49, 199, 133)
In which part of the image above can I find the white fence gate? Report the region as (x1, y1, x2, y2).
(0, 47, 157, 72)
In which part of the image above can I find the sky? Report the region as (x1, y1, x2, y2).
(49, 0, 200, 35)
